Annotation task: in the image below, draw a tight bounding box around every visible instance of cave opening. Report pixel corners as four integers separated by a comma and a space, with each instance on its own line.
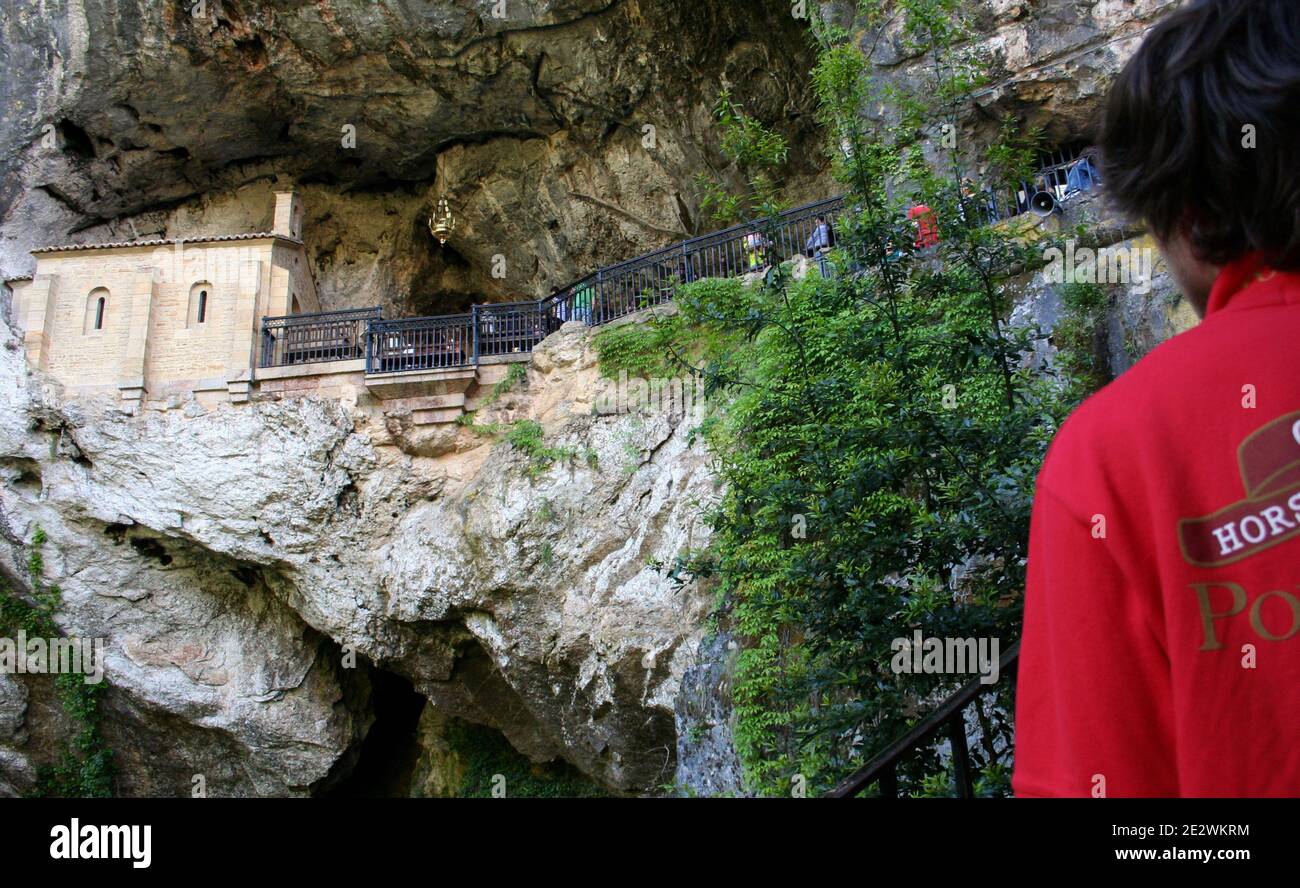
323, 667, 427, 798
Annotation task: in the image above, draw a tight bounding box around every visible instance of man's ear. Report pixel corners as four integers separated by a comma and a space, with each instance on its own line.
1155, 231, 1222, 317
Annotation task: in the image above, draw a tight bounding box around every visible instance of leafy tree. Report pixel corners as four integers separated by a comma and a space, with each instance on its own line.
697, 90, 790, 227
667, 0, 1097, 795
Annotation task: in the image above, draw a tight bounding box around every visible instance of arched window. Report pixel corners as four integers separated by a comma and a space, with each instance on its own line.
85, 287, 109, 334
188, 282, 213, 327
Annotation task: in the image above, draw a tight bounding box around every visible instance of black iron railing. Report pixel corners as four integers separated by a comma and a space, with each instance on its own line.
366, 314, 474, 374
476, 300, 560, 357
547, 195, 847, 328
353, 195, 851, 374
825, 641, 1020, 798
982, 145, 1092, 222
256, 195, 874, 373
261, 307, 381, 368
261, 152, 1096, 374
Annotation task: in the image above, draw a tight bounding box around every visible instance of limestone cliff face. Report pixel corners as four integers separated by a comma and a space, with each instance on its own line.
0, 0, 826, 314
0, 0, 1193, 799
0, 316, 718, 795
824, 0, 1179, 146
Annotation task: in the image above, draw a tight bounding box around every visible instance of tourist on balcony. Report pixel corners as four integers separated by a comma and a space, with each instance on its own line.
572, 282, 594, 324
550, 286, 567, 323
805, 215, 835, 276
982, 185, 1001, 224
907, 204, 940, 249
744, 229, 770, 272
805, 216, 834, 253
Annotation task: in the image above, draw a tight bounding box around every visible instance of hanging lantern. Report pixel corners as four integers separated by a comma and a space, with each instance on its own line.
428, 197, 457, 245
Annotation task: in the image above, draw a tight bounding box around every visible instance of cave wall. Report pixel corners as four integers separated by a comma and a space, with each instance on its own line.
0, 0, 829, 317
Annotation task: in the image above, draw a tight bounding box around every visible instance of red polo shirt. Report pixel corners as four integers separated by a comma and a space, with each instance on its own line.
1013, 255, 1300, 797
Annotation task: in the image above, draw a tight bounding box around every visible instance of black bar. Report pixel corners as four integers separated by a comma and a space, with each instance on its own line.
949, 713, 974, 799
879, 764, 899, 799
826, 641, 1020, 798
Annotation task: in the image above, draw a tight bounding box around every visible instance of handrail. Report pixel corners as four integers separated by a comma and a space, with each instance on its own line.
263, 306, 382, 324
825, 640, 1020, 799
259, 151, 1087, 373
260, 306, 382, 368
258, 196, 849, 371
370, 312, 472, 329
365, 312, 475, 374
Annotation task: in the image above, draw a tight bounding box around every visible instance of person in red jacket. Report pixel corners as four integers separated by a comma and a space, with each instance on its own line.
1013, 0, 1300, 797
907, 204, 940, 249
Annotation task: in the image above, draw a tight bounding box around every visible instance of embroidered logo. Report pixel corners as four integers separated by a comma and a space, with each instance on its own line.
1179, 411, 1300, 567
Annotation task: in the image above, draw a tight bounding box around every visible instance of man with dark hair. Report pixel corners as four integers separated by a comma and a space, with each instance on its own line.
1013, 0, 1300, 797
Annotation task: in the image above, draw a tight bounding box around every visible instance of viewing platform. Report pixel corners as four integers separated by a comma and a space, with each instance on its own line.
5, 147, 1096, 427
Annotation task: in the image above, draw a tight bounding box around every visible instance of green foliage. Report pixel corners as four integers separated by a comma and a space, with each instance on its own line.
975, 761, 1012, 798
506, 420, 581, 478
535, 498, 556, 524
456, 412, 506, 437
0, 527, 113, 797
985, 118, 1044, 193
697, 90, 789, 226
591, 309, 735, 381
671, 0, 1100, 796
446, 719, 606, 798
480, 361, 527, 408
903, 760, 1013, 798
1053, 282, 1114, 395
592, 315, 688, 379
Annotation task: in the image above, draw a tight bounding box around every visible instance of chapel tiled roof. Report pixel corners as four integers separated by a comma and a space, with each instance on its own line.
32, 231, 302, 254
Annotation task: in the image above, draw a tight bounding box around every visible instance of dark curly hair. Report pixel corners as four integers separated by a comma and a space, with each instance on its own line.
1100, 0, 1300, 270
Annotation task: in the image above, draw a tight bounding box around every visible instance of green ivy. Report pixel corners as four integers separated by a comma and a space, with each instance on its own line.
593, 315, 687, 379
480, 361, 527, 408
696, 89, 789, 226
506, 420, 582, 478
591, 311, 736, 382
1053, 281, 1114, 394
1, 527, 114, 797
456, 413, 506, 437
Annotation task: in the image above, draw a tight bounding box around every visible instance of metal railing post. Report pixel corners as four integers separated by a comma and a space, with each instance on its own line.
471, 305, 480, 364
825, 641, 1020, 798
879, 764, 898, 799
948, 713, 974, 799
365, 318, 374, 373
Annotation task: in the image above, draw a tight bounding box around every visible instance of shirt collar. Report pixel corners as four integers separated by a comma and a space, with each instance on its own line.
1204, 253, 1271, 317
